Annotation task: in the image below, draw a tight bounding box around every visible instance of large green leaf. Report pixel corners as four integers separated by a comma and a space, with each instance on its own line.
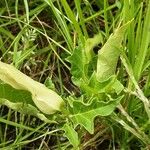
69, 95, 123, 134
96, 22, 131, 81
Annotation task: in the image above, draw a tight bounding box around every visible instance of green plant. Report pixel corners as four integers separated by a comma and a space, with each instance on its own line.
0, 0, 150, 149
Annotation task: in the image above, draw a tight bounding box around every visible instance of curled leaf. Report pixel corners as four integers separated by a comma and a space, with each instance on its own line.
0, 61, 64, 114
96, 22, 131, 81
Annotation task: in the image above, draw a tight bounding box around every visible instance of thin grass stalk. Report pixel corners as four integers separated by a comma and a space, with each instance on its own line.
134, 0, 150, 81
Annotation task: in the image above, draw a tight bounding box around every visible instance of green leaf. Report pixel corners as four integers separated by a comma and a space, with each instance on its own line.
69, 95, 123, 134
96, 22, 131, 81
80, 73, 124, 96
0, 81, 33, 104
67, 46, 87, 85
67, 34, 102, 86
63, 124, 80, 149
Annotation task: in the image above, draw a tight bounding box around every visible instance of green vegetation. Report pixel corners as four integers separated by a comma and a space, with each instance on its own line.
0, 0, 150, 149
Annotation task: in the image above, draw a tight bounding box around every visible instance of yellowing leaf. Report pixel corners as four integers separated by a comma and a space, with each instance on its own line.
0, 61, 64, 114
